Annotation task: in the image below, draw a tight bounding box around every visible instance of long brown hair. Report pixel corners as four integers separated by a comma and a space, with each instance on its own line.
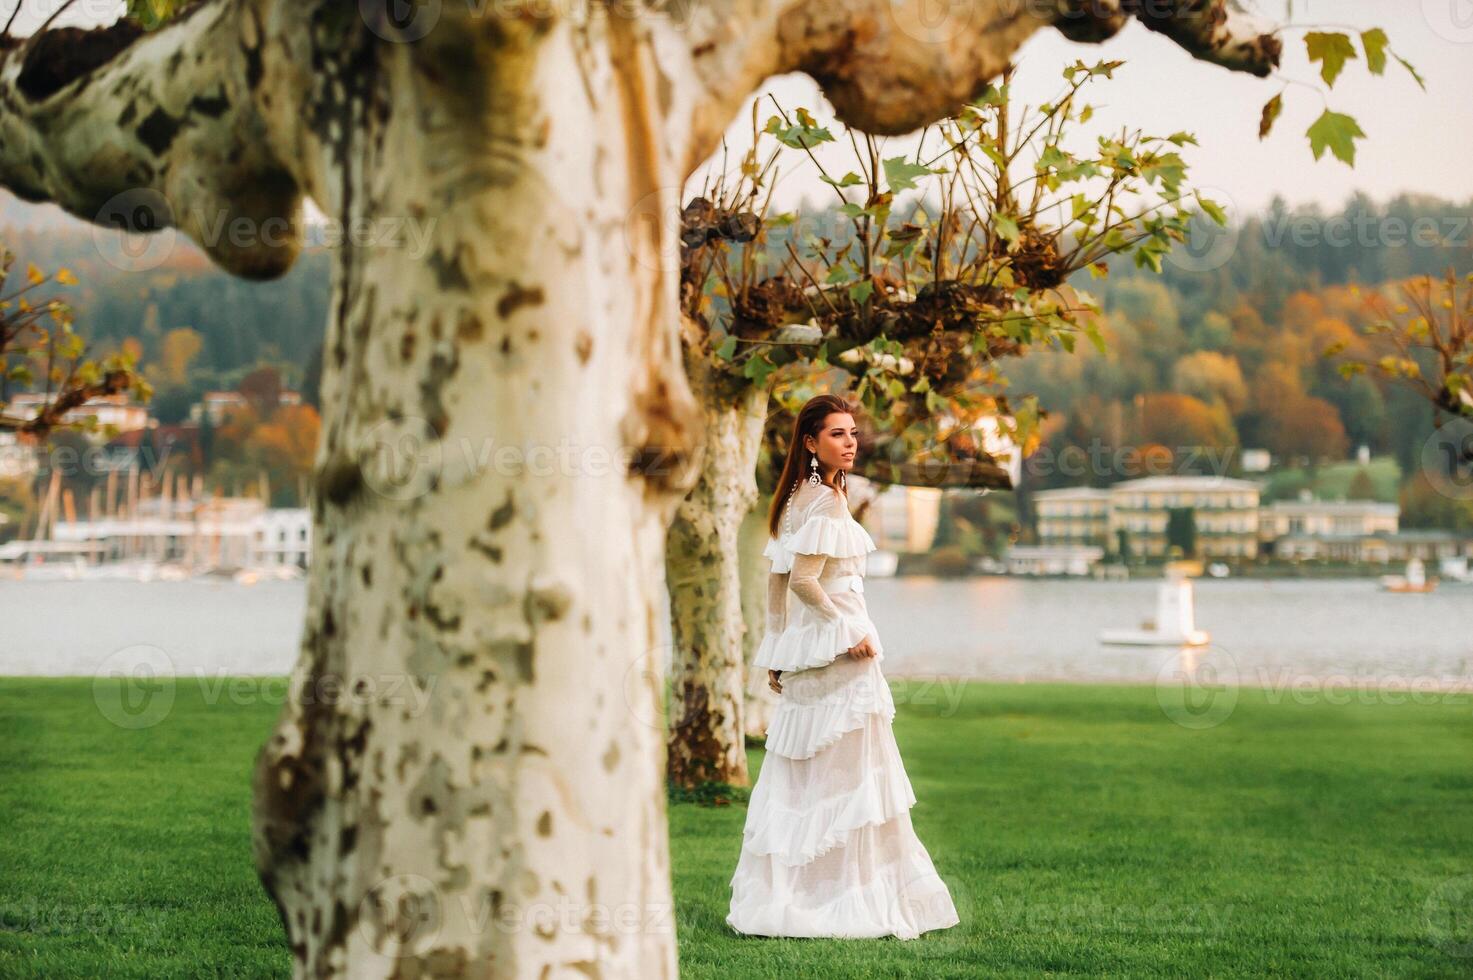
766, 394, 861, 538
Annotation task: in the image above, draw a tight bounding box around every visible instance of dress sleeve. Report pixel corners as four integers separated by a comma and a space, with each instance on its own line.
787, 552, 842, 624
764, 569, 790, 636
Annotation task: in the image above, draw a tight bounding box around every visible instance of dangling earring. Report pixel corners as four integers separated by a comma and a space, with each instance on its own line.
807, 455, 821, 487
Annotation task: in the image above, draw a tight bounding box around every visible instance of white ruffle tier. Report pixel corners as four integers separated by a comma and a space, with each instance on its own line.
763, 511, 877, 574
727, 822, 959, 941
763, 654, 896, 760
751, 610, 883, 674
727, 659, 959, 941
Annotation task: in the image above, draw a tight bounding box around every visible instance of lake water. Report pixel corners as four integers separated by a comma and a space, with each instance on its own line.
0, 577, 1468, 687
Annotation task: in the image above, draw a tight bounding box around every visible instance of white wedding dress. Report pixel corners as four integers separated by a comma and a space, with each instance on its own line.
726, 479, 959, 940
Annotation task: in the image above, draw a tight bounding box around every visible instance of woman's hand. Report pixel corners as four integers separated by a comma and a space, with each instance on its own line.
846, 637, 878, 660
767, 669, 783, 694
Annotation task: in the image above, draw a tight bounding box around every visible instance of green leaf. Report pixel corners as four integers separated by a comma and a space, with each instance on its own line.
882, 156, 935, 192
1305, 32, 1357, 87
1195, 192, 1228, 226
127, 0, 182, 29
715, 335, 738, 361
742, 353, 776, 388
1036, 145, 1070, 172
1395, 53, 1427, 91
1083, 320, 1107, 354
993, 213, 1020, 245
976, 83, 1008, 108
1307, 109, 1366, 166
1259, 93, 1283, 140
819, 171, 864, 189
848, 280, 874, 305
764, 112, 835, 150
1360, 28, 1389, 75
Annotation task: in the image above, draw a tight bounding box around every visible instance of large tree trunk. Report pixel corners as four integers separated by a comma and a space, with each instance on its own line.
738, 494, 781, 738
664, 350, 767, 788
247, 15, 701, 977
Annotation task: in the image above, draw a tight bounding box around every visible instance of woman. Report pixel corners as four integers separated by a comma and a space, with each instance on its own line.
726, 393, 959, 940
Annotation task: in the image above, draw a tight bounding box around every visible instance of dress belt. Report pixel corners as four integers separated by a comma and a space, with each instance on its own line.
821, 574, 864, 595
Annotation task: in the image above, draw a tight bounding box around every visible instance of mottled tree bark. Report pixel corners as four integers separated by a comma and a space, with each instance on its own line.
664, 332, 768, 788
249, 9, 704, 978
738, 494, 781, 738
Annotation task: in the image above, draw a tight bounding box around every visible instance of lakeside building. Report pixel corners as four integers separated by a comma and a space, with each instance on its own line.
1105, 476, 1262, 559
1027, 476, 1473, 569
1273, 529, 1473, 564
1004, 544, 1104, 576
1032, 487, 1112, 548
1258, 498, 1400, 541
0, 496, 310, 570
1021, 475, 1260, 572
189, 389, 304, 425
5, 393, 150, 438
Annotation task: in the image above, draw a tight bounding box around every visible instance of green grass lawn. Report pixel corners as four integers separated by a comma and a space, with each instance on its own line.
2, 677, 1470, 978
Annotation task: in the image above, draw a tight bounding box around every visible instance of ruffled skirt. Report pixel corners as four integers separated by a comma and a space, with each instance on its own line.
727, 653, 959, 940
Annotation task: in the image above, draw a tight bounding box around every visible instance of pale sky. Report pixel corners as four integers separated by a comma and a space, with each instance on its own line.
691, 2, 1473, 218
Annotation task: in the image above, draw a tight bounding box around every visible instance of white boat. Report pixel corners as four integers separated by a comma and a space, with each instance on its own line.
1100, 570, 1210, 646
1380, 557, 1437, 593
1437, 556, 1473, 585
1207, 562, 1230, 578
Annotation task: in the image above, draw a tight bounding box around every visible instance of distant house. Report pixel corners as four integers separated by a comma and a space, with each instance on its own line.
1239, 448, 1272, 472
1005, 544, 1104, 576
1259, 499, 1399, 543
190, 390, 248, 425
1275, 530, 1473, 565
1107, 475, 1261, 559
189, 389, 303, 424
1033, 487, 1112, 548
45, 497, 311, 569
5, 392, 150, 438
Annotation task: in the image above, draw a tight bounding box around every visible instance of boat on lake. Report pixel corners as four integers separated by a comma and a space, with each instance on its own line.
1380, 558, 1438, 593
1100, 568, 1210, 647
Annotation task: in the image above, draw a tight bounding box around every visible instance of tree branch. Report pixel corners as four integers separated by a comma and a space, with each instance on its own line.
0, 0, 304, 279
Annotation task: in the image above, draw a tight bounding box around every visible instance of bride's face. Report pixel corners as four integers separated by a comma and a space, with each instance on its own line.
805, 412, 857, 476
